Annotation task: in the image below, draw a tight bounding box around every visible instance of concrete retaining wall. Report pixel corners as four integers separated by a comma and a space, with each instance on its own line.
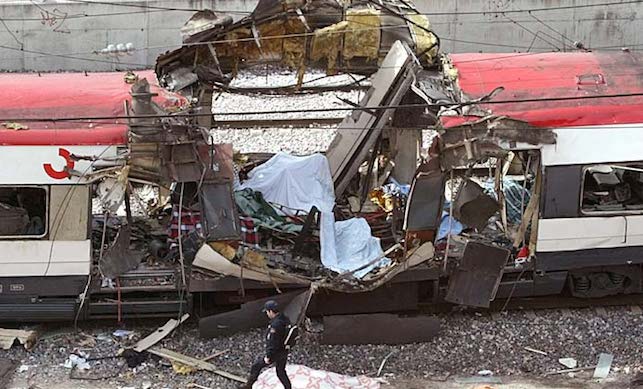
0, 0, 640, 71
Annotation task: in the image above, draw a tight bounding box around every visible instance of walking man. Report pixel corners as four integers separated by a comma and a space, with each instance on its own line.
240, 300, 292, 389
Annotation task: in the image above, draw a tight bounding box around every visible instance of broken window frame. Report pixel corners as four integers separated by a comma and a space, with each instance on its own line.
579, 161, 643, 216
0, 185, 49, 239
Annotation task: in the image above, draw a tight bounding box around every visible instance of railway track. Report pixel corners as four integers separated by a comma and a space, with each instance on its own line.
212, 117, 343, 128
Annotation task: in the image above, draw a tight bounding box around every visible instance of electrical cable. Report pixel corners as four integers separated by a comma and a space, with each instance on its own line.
12, 0, 640, 17
4, 91, 643, 124
73, 211, 108, 330
0, 44, 149, 66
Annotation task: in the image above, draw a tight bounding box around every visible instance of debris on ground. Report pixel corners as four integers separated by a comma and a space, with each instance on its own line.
558, 358, 578, 369
0, 358, 16, 389
0, 328, 38, 351
147, 347, 245, 383
63, 354, 90, 371
132, 314, 189, 352
593, 353, 614, 379
254, 364, 380, 389
2, 307, 641, 388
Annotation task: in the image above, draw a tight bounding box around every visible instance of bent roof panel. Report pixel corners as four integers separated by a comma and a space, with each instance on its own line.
443, 51, 643, 128
0, 70, 188, 129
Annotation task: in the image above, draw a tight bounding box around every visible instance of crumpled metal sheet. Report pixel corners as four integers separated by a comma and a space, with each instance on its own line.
452, 179, 499, 231
198, 290, 307, 338
439, 117, 557, 169
155, 0, 439, 91
99, 225, 141, 279
445, 241, 510, 308
199, 181, 240, 241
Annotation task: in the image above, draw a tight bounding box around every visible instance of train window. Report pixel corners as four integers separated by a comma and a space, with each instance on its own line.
0, 186, 47, 237
581, 163, 643, 214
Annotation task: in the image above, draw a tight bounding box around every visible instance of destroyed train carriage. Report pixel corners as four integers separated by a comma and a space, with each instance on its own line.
0, 47, 642, 322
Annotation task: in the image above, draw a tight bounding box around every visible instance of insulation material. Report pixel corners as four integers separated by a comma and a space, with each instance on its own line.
255, 364, 380, 389
408, 14, 438, 62
311, 21, 349, 73
282, 18, 308, 69
343, 8, 381, 62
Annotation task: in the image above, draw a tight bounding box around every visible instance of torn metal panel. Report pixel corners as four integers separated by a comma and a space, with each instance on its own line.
452, 179, 499, 231
192, 244, 309, 285
199, 181, 240, 241
163, 142, 205, 182
198, 290, 305, 338
283, 287, 315, 325
181, 10, 233, 43
99, 224, 141, 279
95, 170, 128, 214
327, 41, 421, 197
439, 117, 556, 169
445, 241, 510, 308
155, 0, 438, 96
321, 313, 440, 345
441, 117, 556, 146
404, 170, 445, 233
196, 143, 236, 181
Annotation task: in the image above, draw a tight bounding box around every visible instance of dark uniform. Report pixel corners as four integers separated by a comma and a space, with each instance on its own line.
244, 312, 292, 389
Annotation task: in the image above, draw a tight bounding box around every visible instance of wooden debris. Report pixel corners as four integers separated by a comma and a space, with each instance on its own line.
524, 347, 547, 356
544, 365, 596, 376
133, 314, 189, 352
0, 328, 38, 350
148, 347, 246, 383
594, 307, 608, 316
593, 353, 613, 379
203, 349, 229, 362
376, 350, 396, 377
187, 384, 212, 389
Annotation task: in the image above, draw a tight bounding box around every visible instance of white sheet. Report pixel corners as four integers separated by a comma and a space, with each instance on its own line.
241, 153, 335, 213
240, 153, 388, 277
254, 364, 381, 389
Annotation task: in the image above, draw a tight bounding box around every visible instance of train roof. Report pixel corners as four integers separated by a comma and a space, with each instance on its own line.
0, 70, 187, 146
441, 51, 643, 128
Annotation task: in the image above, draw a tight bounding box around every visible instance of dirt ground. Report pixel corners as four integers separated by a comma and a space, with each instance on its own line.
8, 374, 635, 389
386, 374, 633, 388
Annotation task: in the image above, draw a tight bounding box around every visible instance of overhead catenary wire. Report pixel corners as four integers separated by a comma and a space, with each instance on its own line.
7, 0, 639, 18
2, 91, 642, 124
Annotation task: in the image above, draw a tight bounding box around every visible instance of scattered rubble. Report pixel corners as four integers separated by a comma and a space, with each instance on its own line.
0, 328, 38, 351
3, 307, 641, 388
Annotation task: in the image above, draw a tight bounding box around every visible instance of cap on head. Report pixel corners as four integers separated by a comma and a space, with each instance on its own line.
262, 300, 279, 313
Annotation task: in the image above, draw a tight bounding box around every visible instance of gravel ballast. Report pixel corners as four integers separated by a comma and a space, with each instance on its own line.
6, 307, 643, 388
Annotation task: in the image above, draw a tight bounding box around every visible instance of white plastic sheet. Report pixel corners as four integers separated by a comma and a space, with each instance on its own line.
240, 153, 335, 213
254, 364, 380, 389
241, 153, 388, 277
